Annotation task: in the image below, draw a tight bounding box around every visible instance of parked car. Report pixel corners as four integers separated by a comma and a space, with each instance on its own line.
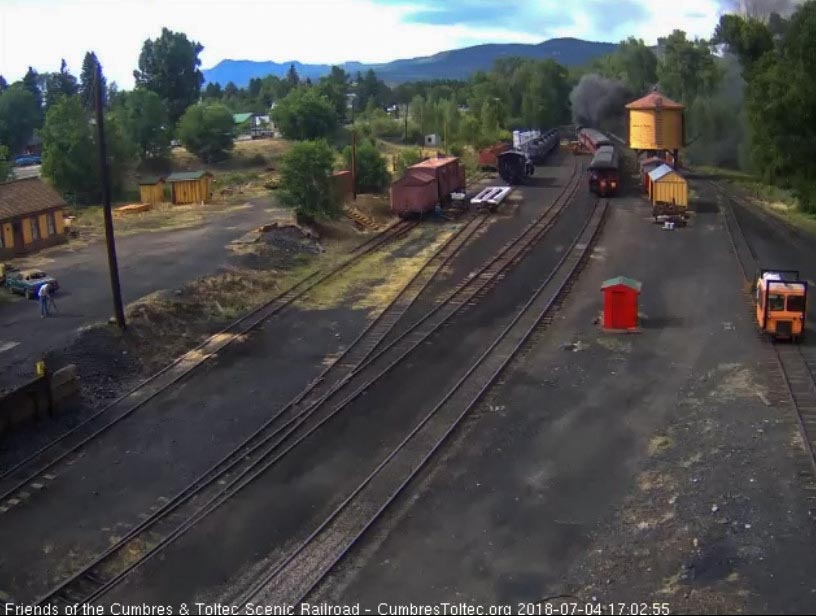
5, 269, 59, 299
0, 263, 18, 286
13, 155, 41, 167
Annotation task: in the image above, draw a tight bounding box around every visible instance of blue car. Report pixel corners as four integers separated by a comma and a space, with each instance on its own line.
14, 155, 41, 167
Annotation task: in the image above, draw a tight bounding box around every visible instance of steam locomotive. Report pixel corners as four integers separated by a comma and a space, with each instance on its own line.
496, 128, 560, 185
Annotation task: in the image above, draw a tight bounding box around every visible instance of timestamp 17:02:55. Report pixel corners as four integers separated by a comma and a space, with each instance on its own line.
517, 602, 671, 615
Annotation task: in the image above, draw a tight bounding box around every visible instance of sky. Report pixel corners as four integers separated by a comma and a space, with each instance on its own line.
0, 0, 736, 88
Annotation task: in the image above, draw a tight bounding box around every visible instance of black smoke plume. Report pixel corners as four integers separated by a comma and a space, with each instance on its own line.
569, 74, 631, 131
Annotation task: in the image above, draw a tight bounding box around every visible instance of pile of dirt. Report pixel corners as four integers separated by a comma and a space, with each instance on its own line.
229, 222, 324, 270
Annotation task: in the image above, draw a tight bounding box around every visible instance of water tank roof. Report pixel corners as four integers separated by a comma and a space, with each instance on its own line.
625, 91, 685, 110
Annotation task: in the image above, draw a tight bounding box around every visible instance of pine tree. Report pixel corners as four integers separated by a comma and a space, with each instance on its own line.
79, 52, 104, 110
22, 67, 42, 110
287, 64, 300, 86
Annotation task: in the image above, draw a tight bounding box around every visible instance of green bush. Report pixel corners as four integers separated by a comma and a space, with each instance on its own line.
279, 140, 341, 221
343, 139, 390, 193
177, 103, 235, 163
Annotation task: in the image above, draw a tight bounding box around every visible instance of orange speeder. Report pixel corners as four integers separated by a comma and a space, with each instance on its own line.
755, 269, 808, 341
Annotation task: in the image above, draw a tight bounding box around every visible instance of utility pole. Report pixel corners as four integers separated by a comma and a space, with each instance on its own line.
351, 128, 357, 202
94, 60, 126, 329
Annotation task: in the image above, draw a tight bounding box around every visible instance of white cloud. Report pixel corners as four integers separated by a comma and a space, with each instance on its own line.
0, 0, 726, 88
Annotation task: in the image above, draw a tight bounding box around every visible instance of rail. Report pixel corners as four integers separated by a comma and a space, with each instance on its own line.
0, 220, 417, 500
38, 162, 584, 607
241, 200, 610, 605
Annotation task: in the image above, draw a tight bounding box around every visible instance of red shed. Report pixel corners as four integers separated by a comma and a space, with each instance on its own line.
601, 276, 641, 330
408, 156, 465, 203
390, 171, 439, 216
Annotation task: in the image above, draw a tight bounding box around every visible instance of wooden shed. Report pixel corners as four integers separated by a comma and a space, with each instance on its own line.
166, 171, 214, 205
138, 176, 166, 205
648, 164, 688, 208
0, 178, 67, 258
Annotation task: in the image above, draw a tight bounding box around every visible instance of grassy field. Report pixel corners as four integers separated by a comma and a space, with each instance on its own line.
695, 165, 816, 236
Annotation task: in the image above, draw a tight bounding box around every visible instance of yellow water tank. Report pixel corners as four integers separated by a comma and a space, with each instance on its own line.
626, 91, 685, 151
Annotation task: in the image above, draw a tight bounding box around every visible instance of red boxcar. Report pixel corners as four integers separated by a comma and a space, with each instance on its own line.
390, 171, 439, 217
478, 143, 510, 169
408, 156, 465, 203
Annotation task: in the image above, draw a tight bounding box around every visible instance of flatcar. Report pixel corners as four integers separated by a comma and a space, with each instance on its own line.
755, 269, 808, 341
578, 128, 612, 153
588, 145, 620, 196
497, 150, 535, 185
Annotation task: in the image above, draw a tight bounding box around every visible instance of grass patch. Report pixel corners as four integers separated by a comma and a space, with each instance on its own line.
296, 223, 457, 311
695, 165, 816, 236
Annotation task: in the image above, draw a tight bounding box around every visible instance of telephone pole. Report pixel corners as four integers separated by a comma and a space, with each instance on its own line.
94, 59, 126, 329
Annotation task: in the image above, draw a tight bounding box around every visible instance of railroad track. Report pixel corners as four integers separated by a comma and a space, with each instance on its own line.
0, 219, 417, 500
715, 180, 816, 479
34, 163, 584, 608
240, 200, 610, 606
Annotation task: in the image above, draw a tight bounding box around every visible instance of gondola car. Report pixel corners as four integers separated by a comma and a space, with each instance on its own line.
497, 150, 534, 185
588, 145, 620, 196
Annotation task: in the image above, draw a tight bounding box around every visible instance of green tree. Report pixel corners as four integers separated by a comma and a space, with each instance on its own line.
120, 89, 170, 161
177, 102, 234, 162
0, 144, 11, 182
203, 82, 223, 100
0, 75, 8, 94
342, 139, 390, 193
40, 95, 130, 202
394, 147, 422, 175
0, 85, 41, 153
355, 69, 390, 110
714, 14, 775, 75
287, 64, 300, 86
271, 87, 338, 140
44, 59, 79, 110
278, 140, 340, 221
657, 30, 721, 104
79, 52, 104, 110
134, 28, 204, 124
318, 66, 351, 120
22, 67, 43, 112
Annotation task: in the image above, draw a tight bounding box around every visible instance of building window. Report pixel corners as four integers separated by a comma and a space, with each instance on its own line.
30, 217, 40, 241
47, 212, 56, 235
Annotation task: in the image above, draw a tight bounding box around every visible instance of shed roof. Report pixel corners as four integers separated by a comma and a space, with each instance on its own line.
602, 276, 642, 292
410, 156, 459, 169
138, 176, 165, 186
233, 113, 254, 124
649, 164, 683, 182
0, 177, 66, 221
166, 171, 213, 182
626, 91, 685, 110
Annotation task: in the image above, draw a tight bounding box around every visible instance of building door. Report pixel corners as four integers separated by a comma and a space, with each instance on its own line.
11, 220, 24, 254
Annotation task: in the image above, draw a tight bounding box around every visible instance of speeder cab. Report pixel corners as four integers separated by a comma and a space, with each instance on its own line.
756, 269, 808, 341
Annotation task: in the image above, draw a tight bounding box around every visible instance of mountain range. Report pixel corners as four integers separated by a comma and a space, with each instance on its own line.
202, 37, 618, 87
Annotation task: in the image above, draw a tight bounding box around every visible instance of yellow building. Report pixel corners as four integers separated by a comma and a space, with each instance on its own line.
0, 178, 67, 258
626, 91, 685, 164
166, 171, 214, 205
138, 176, 167, 205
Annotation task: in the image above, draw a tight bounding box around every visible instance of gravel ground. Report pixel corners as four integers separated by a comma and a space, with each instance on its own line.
94, 160, 591, 607
308, 173, 816, 614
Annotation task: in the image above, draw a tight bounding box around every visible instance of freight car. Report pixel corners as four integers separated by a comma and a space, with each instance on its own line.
390, 155, 466, 217
497, 150, 535, 185
525, 129, 559, 163
478, 142, 511, 170
578, 128, 612, 153
588, 145, 620, 197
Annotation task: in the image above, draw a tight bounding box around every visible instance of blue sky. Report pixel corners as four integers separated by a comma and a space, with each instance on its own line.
0, 0, 730, 88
